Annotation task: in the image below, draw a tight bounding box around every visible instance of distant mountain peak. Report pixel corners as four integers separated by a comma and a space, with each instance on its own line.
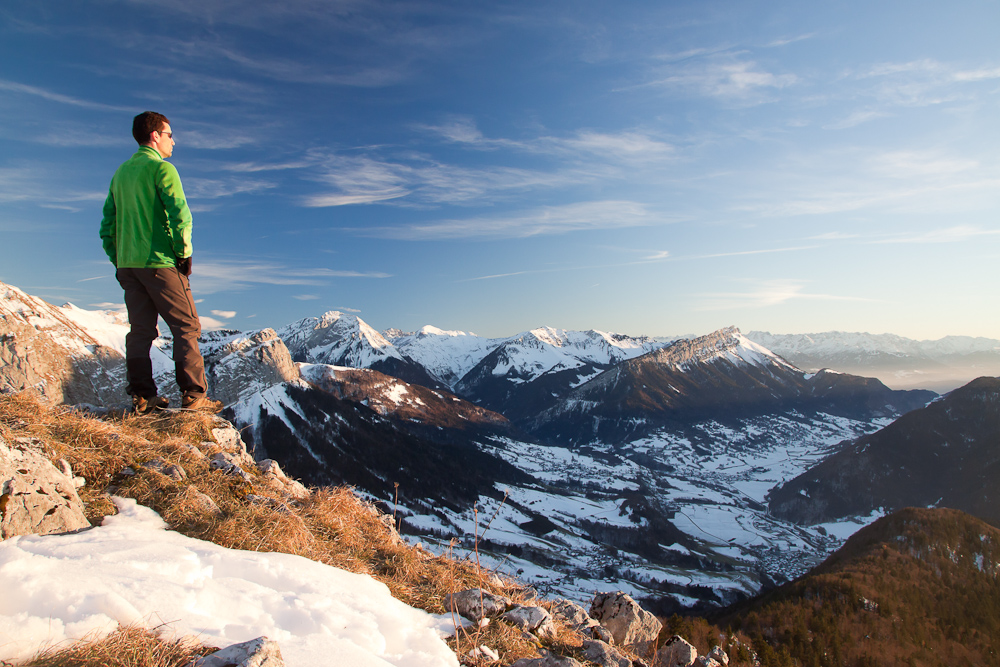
650, 326, 795, 372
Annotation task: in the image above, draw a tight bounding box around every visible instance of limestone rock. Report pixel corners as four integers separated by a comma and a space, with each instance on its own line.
655, 636, 697, 667
707, 646, 729, 666
444, 588, 511, 621
209, 452, 254, 484
582, 639, 633, 667
195, 636, 284, 667
503, 605, 557, 639
511, 654, 582, 667
180, 486, 224, 519
257, 459, 310, 500
1, 436, 90, 539
467, 645, 500, 663
550, 599, 597, 631
140, 457, 187, 481
693, 658, 722, 667
591, 624, 615, 644
590, 592, 662, 657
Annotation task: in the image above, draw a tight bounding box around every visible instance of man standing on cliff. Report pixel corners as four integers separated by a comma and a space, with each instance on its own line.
100, 111, 222, 414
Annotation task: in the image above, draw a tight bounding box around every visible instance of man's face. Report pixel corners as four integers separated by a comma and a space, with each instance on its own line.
151, 123, 174, 158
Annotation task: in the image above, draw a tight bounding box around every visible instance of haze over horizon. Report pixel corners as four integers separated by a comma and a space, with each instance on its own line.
1, 1, 998, 341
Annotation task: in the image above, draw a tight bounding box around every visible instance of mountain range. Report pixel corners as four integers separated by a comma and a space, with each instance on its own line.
747, 330, 1000, 393
7, 279, 997, 615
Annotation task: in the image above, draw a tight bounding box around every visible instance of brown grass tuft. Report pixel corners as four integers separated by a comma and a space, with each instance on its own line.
0, 392, 589, 666
20, 625, 212, 667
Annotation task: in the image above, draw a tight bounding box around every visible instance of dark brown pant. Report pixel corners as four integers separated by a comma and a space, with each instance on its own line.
116, 267, 207, 399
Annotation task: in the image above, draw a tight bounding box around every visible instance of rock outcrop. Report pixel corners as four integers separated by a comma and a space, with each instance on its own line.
590, 592, 662, 657
195, 636, 284, 667
1, 435, 90, 539
444, 588, 512, 621
655, 635, 697, 667
202, 329, 301, 406
0, 282, 126, 406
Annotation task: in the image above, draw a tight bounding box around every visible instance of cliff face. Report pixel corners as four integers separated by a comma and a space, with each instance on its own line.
0, 283, 126, 406
200, 329, 302, 406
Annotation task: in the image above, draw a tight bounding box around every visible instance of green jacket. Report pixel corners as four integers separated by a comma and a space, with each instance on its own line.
100, 146, 193, 268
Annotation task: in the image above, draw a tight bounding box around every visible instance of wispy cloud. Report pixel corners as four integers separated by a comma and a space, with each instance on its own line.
302, 153, 582, 208
0, 167, 106, 208
210, 309, 237, 318
184, 177, 276, 199
420, 118, 675, 162
190, 259, 391, 294
292, 294, 320, 301
354, 200, 658, 240
867, 150, 978, 178
823, 109, 892, 130
0, 79, 134, 112
199, 315, 229, 331
640, 58, 797, 101
873, 225, 1000, 245
695, 279, 877, 311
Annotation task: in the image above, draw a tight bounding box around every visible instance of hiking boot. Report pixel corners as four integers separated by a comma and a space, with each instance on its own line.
133, 394, 169, 414
182, 394, 224, 413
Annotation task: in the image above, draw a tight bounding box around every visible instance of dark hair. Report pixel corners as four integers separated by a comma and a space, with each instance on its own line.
132, 111, 170, 144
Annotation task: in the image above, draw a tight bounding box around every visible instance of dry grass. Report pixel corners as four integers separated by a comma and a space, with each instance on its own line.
0, 392, 590, 666
18, 625, 211, 667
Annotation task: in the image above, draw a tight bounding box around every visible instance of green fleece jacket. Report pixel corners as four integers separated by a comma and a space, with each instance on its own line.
100, 146, 193, 268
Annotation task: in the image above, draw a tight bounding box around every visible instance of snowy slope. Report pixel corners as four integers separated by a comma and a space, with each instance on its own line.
278, 311, 405, 368
474, 326, 664, 382
0, 498, 459, 667
385, 326, 504, 388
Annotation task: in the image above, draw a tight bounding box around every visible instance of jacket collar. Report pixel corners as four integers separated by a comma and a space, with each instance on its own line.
137, 145, 164, 160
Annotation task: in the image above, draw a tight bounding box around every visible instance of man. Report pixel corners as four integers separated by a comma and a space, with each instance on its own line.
100, 111, 222, 414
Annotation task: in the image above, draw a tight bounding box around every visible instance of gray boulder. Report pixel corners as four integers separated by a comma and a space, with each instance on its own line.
590, 592, 662, 657
1, 436, 90, 539
503, 605, 557, 639
209, 452, 254, 484
655, 635, 697, 667
582, 639, 633, 667
444, 588, 511, 621
195, 636, 283, 667
257, 459, 310, 501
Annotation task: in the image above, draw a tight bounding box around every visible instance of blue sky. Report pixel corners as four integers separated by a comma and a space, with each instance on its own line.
2, 0, 998, 339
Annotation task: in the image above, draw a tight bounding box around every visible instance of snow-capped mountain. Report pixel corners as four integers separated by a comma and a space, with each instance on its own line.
384, 326, 504, 388
453, 327, 665, 421
276, 311, 442, 389
528, 326, 935, 445
747, 330, 1000, 392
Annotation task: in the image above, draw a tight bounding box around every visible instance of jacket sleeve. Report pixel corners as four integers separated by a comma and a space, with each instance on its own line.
156, 161, 194, 260
99, 189, 118, 266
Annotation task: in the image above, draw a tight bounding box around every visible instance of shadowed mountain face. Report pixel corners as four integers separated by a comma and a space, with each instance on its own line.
714, 507, 1000, 667
769, 376, 1000, 528
527, 328, 936, 445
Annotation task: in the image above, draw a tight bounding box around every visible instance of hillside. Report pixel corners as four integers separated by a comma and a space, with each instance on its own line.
769, 376, 1000, 528
712, 507, 1000, 666
0, 392, 583, 666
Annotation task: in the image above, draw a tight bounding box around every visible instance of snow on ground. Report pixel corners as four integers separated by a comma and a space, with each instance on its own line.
0, 499, 459, 667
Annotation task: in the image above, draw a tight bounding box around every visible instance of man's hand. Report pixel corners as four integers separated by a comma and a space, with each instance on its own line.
177, 256, 192, 276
